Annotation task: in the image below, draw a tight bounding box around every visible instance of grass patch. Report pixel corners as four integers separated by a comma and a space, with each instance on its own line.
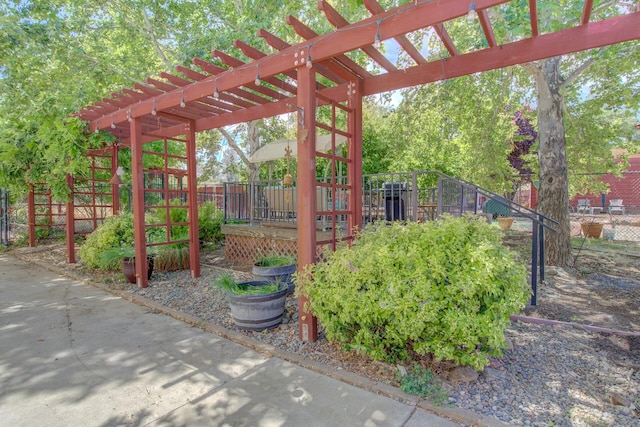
397, 364, 448, 405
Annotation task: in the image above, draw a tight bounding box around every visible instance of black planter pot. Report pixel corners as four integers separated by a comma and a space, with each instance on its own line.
227, 281, 288, 331
252, 263, 296, 295
121, 256, 154, 284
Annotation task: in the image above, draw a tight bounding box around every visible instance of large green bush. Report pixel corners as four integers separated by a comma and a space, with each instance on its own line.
78, 213, 135, 270
297, 216, 530, 370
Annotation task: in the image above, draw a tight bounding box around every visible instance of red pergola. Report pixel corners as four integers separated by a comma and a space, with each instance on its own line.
77, 0, 640, 341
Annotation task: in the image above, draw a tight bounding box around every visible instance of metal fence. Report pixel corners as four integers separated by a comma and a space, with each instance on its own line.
224, 171, 528, 226
1, 189, 9, 247
570, 213, 640, 242
0, 197, 28, 245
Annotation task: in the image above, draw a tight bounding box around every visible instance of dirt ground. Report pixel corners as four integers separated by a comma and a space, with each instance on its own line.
528, 245, 640, 332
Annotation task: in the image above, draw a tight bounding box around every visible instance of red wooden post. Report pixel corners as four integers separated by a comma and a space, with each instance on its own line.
185, 120, 200, 278
130, 118, 148, 288
347, 80, 363, 234
65, 175, 75, 263
296, 62, 318, 342
27, 185, 36, 247
111, 145, 120, 215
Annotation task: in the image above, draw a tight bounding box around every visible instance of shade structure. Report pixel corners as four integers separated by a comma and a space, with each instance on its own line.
248, 134, 347, 163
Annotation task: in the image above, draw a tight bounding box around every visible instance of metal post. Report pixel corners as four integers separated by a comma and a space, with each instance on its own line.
411, 172, 418, 222
223, 182, 228, 223
539, 217, 545, 282
530, 219, 539, 306
0, 189, 8, 247
436, 179, 443, 217
27, 185, 36, 247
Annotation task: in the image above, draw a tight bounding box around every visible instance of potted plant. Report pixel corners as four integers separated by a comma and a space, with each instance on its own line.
497, 216, 514, 231
101, 246, 155, 284
252, 254, 296, 295
580, 221, 603, 238
212, 274, 288, 331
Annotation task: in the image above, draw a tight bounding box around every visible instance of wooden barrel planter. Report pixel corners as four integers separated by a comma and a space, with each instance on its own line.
227, 281, 288, 331
252, 263, 296, 295
121, 256, 155, 284
581, 222, 603, 238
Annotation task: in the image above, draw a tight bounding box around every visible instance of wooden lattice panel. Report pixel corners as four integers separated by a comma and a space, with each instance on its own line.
225, 234, 297, 265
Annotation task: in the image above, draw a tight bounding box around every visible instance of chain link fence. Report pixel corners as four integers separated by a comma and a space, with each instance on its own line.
570, 213, 640, 242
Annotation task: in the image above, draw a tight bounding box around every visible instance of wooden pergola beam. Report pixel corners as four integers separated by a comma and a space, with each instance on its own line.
478, 9, 497, 47
433, 24, 459, 56
364, 12, 640, 96
581, 0, 594, 25
212, 49, 291, 100
133, 83, 163, 97
116, 11, 640, 145
90, 0, 640, 134
94, 0, 497, 130
257, 28, 348, 83
232, 40, 309, 92
286, 15, 372, 79
363, 0, 426, 65
529, 0, 539, 36
191, 57, 278, 106
318, 0, 398, 72
122, 89, 150, 101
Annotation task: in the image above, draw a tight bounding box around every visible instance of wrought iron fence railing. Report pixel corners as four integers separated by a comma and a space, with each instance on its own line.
223, 171, 563, 306
1, 189, 9, 247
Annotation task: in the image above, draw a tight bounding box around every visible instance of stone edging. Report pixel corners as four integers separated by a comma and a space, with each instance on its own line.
11, 251, 508, 427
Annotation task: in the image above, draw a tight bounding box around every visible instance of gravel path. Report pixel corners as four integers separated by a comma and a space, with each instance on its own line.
122, 267, 640, 427
12, 245, 640, 426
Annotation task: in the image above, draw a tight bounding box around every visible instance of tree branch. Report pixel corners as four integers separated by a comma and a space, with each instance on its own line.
140, 7, 173, 69
80, 51, 146, 86
559, 52, 600, 92
519, 61, 540, 77
218, 127, 250, 165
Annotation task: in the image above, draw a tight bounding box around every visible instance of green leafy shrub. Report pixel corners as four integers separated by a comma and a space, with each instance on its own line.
148, 200, 188, 240
78, 213, 135, 270
148, 200, 223, 245
198, 202, 224, 244
297, 215, 530, 370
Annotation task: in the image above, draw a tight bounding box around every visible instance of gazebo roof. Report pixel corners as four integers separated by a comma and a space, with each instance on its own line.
78, 0, 639, 144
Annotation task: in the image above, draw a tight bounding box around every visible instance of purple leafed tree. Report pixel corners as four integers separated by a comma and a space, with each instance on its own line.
508, 110, 537, 178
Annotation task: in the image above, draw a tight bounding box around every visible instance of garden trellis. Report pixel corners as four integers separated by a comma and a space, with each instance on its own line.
72, 0, 639, 341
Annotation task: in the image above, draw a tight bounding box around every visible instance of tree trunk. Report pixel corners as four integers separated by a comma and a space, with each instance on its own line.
218, 121, 261, 182
246, 121, 260, 182
532, 58, 571, 266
